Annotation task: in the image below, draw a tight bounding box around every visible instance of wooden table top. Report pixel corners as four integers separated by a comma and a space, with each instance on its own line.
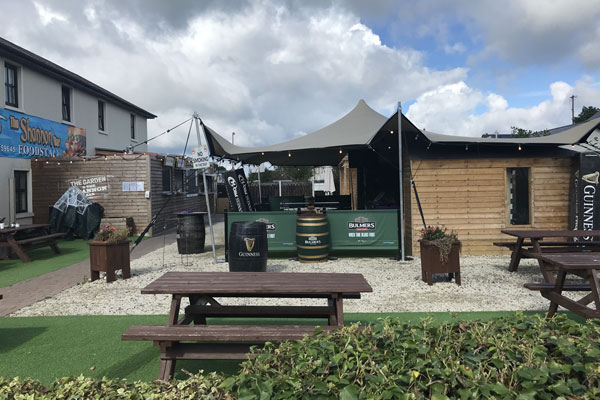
537, 253, 600, 270
0, 224, 49, 235
141, 271, 373, 296
501, 229, 600, 239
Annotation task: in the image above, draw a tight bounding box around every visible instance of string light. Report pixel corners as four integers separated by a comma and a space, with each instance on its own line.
34, 158, 38, 162
388, 146, 392, 150
57, 162, 61, 166
390, 130, 394, 134
45, 161, 49, 164
465, 144, 469, 151
261, 152, 264, 156
69, 160, 73, 164
104, 156, 108, 160
288, 152, 291, 157
338, 148, 343, 154
518, 145, 522, 151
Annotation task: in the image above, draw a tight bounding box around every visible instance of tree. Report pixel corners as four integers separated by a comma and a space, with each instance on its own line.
248, 166, 314, 183
510, 126, 549, 138
573, 106, 600, 123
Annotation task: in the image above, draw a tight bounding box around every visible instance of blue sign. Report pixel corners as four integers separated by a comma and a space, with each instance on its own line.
0, 108, 86, 158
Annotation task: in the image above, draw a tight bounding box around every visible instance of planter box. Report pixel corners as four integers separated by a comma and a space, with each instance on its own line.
88, 240, 131, 283
419, 240, 461, 286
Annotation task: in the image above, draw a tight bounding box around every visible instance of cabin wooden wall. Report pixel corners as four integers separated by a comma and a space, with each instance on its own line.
410, 157, 573, 255
31, 155, 152, 234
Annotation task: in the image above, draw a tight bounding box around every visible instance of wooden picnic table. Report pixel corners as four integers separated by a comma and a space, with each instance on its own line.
499, 229, 600, 282
123, 271, 373, 380
0, 224, 64, 263
529, 253, 600, 319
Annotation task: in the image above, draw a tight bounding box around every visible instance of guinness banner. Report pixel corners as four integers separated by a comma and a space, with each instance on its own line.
570, 152, 600, 241
222, 171, 247, 212
235, 168, 255, 211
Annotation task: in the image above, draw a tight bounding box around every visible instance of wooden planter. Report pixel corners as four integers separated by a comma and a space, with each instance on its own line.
88, 240, 131, 283
419, 240, 461, 286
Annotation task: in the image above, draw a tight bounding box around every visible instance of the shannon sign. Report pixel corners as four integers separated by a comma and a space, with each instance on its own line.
0, 108, 86, 158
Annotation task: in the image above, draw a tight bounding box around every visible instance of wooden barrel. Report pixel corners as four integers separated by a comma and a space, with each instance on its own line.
229, 221, 268, 272
296, 213, 329, 263
175, 213, 206, 254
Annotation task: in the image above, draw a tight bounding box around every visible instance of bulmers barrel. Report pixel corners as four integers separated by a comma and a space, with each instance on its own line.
229, 221, 268, 272
296, 213, 329, 263
175, 212, 206, 254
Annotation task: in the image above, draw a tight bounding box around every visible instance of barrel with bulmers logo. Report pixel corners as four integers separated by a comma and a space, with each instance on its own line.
296, 213, 329, 263
229, 221, 267, 272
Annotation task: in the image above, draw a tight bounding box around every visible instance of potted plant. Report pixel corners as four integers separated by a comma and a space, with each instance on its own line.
89, 224, 131, 283
419, 226, 461, 286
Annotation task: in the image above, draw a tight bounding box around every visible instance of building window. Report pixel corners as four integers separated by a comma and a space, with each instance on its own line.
14, 170, 28, 213
185, 170, 198, 193
507, 167, 530, 225
162, 166, 172, 192
5, 63, 18, 107
130, 114, 136, 140
174, 169, 184, 192
61, 86, 71, 121
98, 100, 105, 131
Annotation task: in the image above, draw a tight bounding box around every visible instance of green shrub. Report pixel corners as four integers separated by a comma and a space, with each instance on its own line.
2, 313, 599, 399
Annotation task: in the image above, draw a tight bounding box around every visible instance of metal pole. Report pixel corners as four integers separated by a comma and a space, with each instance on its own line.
279, 180, 282, 196
257, 164, 262, 204
397, 102, 405, 261
203, 171, 217, 263
232, 132, 235, 144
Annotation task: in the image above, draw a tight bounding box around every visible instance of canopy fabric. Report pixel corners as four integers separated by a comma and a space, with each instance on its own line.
420, 114, 600, 145
202, 99, 389, 166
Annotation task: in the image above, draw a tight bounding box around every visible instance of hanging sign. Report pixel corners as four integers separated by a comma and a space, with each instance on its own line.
570, 152, 600, 241
192, 145, 210, 169
0, 108, 86, 158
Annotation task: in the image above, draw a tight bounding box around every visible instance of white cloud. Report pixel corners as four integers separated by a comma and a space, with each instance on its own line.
406, 78, 600, 137
33, 2, 67, 25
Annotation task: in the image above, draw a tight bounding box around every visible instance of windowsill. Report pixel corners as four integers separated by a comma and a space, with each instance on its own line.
16, 212, 34, 218
98, 130, 108, 136
161, 191, 174, 196
4, 104, 24, 113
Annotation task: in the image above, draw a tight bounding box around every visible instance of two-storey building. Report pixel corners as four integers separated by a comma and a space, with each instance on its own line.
0, 37, 156, 224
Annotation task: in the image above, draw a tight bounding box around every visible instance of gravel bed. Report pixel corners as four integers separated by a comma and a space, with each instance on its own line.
11, 223, 564, 316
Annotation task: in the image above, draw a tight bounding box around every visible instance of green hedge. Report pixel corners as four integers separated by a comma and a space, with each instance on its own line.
2, 313, 599, 399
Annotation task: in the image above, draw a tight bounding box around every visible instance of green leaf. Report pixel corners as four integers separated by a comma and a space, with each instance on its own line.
339, 385, 359, 400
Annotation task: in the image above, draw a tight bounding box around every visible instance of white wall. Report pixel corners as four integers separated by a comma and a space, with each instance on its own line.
0, 55, 151, 223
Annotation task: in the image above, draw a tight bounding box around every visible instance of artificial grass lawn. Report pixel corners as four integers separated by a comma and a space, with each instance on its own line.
0, 239, 90, 288
0, 236, 146, 288
0, 311, 565, 385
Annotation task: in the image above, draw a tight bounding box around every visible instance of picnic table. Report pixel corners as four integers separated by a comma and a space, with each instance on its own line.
497, 229, 600, 282
122, 271, 373, 380
0, 224, 64, 263
525, 253, 600, 319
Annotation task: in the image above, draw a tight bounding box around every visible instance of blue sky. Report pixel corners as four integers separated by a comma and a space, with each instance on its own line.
1, 0, 599, 153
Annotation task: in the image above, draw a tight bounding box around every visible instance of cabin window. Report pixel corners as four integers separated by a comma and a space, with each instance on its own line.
174, 169, 184, 192
185, 170, 198, 193
14, 170, 28, 213
5, 63, 18, 107
162, 166, 172, 192
507, 167, 530, 225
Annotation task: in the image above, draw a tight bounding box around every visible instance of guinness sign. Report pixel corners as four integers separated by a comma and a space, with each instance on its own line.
570, 153, 600, 241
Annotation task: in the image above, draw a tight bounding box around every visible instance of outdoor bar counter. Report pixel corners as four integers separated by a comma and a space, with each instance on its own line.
225, 209, 399, 258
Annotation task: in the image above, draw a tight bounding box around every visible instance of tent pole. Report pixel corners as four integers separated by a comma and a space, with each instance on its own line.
397, 102, 405, 261
257, 164, 262, 205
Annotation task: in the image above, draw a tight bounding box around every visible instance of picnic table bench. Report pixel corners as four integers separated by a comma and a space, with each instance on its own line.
524, 253, 600, 319
0, 224, 64, 263
122, 271, 373, 381
497, 229, 600, 282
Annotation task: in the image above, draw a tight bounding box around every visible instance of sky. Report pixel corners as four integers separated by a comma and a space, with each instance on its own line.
1, 0, 600, 155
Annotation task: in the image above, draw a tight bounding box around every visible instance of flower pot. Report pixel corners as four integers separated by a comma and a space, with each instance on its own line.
419, 240, 461, 286
88, 240, 131, 283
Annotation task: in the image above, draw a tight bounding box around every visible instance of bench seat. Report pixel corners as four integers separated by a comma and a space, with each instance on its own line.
122, 324, 340, 342
494, 241, 600, 248
17, 233, 64, 246
524, 282, 591, 291
123, 324, 350, 380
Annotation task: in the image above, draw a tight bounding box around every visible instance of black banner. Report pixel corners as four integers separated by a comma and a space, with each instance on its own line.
569, 152, 600, 241
236, 168, 255, 211
222, 171, 247, 212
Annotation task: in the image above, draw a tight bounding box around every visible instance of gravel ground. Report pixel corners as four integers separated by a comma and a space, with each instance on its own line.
11, 222, 566, 316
